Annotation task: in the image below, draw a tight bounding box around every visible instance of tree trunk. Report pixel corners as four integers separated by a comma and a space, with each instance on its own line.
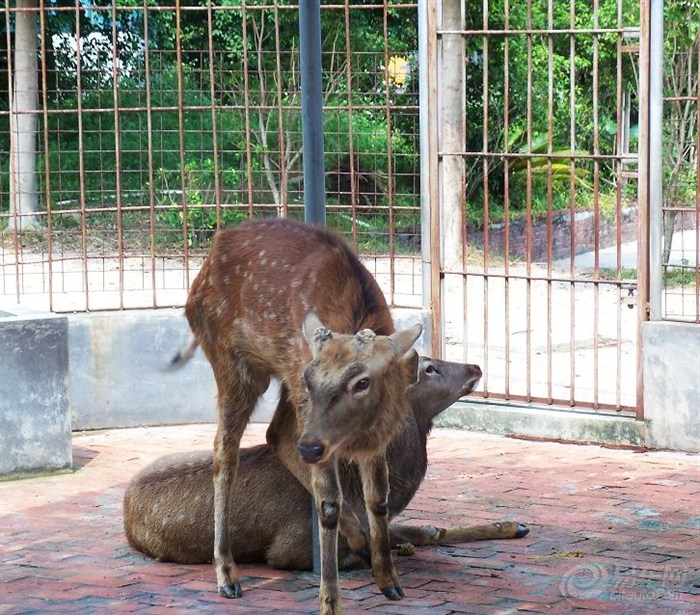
662, 209, 678, 267
10, 0, 41, 231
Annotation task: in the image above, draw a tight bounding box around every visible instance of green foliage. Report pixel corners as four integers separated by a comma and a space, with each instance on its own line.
664, 260, 699, 287
464, 0, 641, 221
154, 161, 246, 247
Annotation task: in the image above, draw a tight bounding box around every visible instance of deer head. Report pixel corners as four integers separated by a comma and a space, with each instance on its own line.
297, 314, 421, 464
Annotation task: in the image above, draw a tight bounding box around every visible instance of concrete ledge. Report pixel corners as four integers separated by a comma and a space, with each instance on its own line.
68, 307, 430, 429
69, 309, 218, 430
0, 306, 72, 479
435, 400, 647, 448
643, 321, 700, 452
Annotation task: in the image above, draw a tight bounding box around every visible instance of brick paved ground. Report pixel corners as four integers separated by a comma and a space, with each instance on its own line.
1, 424, 698, 614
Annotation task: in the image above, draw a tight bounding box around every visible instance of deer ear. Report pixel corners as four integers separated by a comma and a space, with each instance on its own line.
401, 348, 420, 386
302, 312, 332, 356
389, 323, 422, 356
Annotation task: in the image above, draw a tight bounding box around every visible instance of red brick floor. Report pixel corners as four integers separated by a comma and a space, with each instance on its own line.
1, 424, 698, 614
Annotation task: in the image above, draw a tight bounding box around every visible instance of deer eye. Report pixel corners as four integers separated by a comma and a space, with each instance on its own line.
425, 364, 440, 375
352, 377, 370, 394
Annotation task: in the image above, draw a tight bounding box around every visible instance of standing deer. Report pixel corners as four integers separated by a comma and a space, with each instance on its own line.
124, 356, 529, 568
183, 218, 422, 613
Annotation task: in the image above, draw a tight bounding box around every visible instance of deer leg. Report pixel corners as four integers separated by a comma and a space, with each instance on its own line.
358, 453, 403, 601
310, 460, 344, 615
267, 389, 370, 555
389, 521, 530, 548
212, 364, 269, 599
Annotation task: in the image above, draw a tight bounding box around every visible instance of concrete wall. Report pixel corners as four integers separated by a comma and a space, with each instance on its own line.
0, 307, 72, 478
642, 321, 700, 452
4, 306, 696, 457
69, 309, 218, 430
68, 307, 430, 430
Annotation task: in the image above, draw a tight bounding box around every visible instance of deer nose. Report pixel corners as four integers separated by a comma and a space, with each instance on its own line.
297, 441, 325, 464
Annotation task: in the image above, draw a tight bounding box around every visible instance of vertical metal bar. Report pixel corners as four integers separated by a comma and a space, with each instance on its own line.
3, 0, 21, 302
482, 0, 490, 392
637, 0, 651, 420
382, 3, 396, 303
273, 0, 288, 217
696, 118, 700, 324
298, 0, 325, 575
143, 1, 157, 307
592, 0, 600, 407
206, 1, 222, 230
648, 0, 664, 321
546, 0, 554, 403
241, 3, 255, 217
568, 0, 577, 405
174, 0, 190, 288
615, 0, 624, 409
299, 0, 326, 226
343, 0, 358, 245
419, 0, 441, 357
38, 0, 53, 311
525, 0, 533, 401
503, 0, 511, 397
74, 0, 89, 311
111, 1, 125, 309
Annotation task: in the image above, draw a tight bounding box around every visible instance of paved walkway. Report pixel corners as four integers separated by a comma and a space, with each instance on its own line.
1, 424, 698, 614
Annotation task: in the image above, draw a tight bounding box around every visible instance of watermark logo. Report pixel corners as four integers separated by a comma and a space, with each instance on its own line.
560, 563, 612, 599
560, 563, 691, 602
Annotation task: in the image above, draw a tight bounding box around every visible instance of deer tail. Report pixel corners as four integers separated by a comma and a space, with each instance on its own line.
165, 335, 199, 371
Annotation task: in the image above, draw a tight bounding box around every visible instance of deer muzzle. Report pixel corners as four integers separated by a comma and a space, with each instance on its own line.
297, 440, 325, 464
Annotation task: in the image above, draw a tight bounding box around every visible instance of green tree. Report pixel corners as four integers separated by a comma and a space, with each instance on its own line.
661, 0, 698, 265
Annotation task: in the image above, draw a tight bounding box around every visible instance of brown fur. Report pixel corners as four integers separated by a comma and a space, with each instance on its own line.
124, 358, 528, 568
184, 218, 424, 612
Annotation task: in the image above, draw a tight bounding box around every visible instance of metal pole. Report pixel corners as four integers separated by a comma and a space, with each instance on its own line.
637, 0, 652, 420
299, 0, 326, 225
298, 0, 324, 574
648, 0, 664, 320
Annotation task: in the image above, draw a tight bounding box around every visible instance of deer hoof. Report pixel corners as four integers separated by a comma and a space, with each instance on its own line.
380, 584, 404, 601
515, 523, 530, 538
218, 582, 243, 599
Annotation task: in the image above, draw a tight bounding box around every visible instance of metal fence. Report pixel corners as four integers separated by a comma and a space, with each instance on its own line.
1, 1, 422, 311
423, 0, 698, 416
1, 1, 698, 414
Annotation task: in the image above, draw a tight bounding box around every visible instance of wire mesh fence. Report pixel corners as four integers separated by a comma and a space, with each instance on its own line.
1, 1, 422, 311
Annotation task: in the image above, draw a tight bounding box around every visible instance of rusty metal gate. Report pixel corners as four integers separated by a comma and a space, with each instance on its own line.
420, 0, 687, 416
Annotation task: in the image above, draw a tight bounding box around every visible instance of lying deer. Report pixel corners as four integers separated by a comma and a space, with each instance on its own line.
124, 356, 528, 568
181, 218, 425, 613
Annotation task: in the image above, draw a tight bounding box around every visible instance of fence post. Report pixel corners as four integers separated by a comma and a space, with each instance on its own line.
298, 0, 325, 574
439, 0, 466, 359
648, 0, 664, 321
419, 0, 441, 357
299, 0, 326, 226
